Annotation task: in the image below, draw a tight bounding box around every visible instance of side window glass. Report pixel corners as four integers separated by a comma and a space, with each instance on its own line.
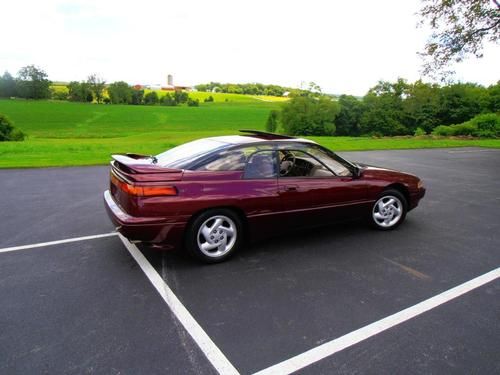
306, 147, 352, 177
196, 150, 247, 171
279, 150, 334, 177
244, 150, 277, 179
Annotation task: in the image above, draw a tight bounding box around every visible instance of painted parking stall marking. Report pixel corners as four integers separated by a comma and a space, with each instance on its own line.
253, 267, 500, 375
118, 234, 239, 375
1, 230, 497, 374
0, 232, 118, 254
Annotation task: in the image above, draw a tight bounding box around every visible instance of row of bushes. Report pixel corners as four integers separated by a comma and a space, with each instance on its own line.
431, 113, 500, 138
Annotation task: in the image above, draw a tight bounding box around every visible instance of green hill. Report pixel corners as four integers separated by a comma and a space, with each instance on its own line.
0, 97, 498, 168
0, 96, 280, 167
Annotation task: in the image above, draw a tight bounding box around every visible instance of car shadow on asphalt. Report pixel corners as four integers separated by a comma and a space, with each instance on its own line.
138, 217, 425, 274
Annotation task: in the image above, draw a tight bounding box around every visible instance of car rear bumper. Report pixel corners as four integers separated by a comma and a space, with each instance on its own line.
103, 190, 184, 249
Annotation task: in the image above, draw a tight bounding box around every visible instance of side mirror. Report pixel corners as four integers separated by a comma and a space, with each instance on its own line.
354, 167, 362, 178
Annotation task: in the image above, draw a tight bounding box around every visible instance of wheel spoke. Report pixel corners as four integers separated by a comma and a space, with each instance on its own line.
200, 241, 219, 252
220, 225, 234, 237
384, 198, 395, 208
378, 201, 385, 212
217, 237, 228, 252
201, 226, 212, 242
374, 212, 385, 220
210, 218, 223, 231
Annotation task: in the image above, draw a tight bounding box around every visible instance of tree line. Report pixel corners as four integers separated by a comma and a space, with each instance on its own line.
275, 79, 499, 138
1, 66, 498, 138
0, 66, 201, 107
0, 65, 52, 99
194, 82, 296, 97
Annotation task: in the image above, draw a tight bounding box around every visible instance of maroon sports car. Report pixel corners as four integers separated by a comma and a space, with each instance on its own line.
104, 130, 425, 263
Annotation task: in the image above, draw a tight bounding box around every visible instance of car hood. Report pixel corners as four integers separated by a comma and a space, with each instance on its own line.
356, 162, 419, 182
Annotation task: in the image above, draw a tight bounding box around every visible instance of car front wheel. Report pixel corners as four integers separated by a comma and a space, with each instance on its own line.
186, 209, 242, 263
370, 189, 407, 230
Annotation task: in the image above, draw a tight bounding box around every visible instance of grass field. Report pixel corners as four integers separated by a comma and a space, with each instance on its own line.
0, 97, 499, 168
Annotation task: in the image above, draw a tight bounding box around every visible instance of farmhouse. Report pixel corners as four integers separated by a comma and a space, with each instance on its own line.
133, 74, 192, 91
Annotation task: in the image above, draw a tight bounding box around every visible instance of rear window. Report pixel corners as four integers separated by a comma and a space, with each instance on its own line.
156, 139, 230, 169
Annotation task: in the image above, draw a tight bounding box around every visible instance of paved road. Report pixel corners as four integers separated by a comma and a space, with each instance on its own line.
1, 148, 499, 374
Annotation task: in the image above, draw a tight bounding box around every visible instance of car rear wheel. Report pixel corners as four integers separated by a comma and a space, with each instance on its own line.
186, 209, 243, 263
370, 189, 407, 230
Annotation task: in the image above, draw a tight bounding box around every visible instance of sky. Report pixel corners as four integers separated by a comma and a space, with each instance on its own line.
1, 0, 498, 96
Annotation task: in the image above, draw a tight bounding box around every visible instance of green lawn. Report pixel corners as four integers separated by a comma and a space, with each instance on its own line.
0, 98, 499, 168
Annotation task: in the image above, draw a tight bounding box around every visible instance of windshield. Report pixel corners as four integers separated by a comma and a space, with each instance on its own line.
156, 138, 231, 169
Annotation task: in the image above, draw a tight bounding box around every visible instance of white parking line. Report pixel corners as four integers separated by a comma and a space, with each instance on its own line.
118, 234, 239, 375
0, 232, 118, 254
3, 231, 497, 374
253, 267, 500, 375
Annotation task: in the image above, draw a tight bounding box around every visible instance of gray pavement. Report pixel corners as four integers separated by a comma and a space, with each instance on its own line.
0, 148, 499, 374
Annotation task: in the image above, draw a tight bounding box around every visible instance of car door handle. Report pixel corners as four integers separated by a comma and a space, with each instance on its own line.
281, 185, 298, 192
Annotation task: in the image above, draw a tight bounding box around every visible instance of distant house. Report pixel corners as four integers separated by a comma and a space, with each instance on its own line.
133, 75, 192, 92
161, 85, 191, 91
161, 75, 192, 91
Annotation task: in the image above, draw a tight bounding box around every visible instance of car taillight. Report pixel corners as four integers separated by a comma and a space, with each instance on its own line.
139, 186, 177, 196
111, 174, 177, 196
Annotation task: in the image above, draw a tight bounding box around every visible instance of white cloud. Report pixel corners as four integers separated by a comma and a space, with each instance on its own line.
0, 0, 498, 96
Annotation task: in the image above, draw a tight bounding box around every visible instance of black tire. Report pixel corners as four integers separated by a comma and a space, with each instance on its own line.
370, 189, 407, 230
185, 208, 243, 263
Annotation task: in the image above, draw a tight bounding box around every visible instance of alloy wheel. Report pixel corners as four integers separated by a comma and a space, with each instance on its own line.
197, 215, 237, 258
372, 195, 403, 228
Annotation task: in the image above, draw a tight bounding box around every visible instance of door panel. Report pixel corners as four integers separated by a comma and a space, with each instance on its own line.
278, 176, 369, 227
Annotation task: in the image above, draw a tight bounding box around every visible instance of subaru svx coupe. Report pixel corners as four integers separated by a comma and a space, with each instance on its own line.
104, 130, 425, 263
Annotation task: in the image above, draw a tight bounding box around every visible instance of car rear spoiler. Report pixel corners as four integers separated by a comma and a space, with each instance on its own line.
111, 154, 183, 182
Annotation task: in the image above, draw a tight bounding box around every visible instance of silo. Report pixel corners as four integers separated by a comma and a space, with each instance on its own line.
167, 74, 173, 86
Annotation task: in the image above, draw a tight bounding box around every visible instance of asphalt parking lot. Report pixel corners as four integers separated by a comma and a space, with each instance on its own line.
1, 148, 499, 374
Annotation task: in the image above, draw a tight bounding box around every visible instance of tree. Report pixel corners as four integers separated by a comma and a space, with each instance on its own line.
360, 79, 409, 136
67, 81, 93, 102
418, 0, 500, 78
281, 96, 339, 136
107, 81, 132, 104
174, 90, 188, 104
50, 87, 69, 100
360, 94, 407, 136
437, 83, 487, 125
402, 81, 441, 133
187, 98, 200, 107
87, 74, 106, 103
265, 110, 279, 132
0, 71, 17, 97
144, 91, 159, 105
487, 81, 500, 112
161, 93, 177, 106
0, 114, 25, 141
16, 65, 51, 99
130, 89, 144, 105
335, 95, 365, 136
